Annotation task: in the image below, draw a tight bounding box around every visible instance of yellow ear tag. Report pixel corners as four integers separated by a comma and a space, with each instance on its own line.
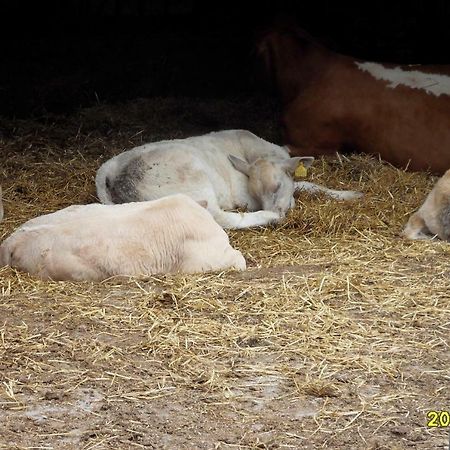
294, 163, 308, 179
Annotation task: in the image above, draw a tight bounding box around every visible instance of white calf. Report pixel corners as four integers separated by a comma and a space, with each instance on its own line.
403, 169, 450, 241
0, 194, 246, 281
96, 130, 362, 229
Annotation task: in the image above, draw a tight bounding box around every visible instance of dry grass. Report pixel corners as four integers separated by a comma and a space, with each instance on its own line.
0, 97, 449, 449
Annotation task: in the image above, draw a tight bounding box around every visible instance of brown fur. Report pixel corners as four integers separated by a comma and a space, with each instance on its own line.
259, 27, 450, 174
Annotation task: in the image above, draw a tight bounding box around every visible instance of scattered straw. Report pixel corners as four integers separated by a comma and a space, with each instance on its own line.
0, 97, 449, 449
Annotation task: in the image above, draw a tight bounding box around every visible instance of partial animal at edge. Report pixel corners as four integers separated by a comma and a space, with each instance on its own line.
403, 169, 450, 241
0, 186, 3, 223
258, 23, 450, 174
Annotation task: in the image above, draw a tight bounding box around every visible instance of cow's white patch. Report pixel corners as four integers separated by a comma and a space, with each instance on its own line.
356, 61, 450, 97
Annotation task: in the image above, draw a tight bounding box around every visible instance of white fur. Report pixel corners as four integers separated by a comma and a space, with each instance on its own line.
96, 130, 362, 229
0, 194, 246, 281
0, 186, 3, 223
356, 62, 450, 97
402, 169, 450, 241
295, 181, 364, 201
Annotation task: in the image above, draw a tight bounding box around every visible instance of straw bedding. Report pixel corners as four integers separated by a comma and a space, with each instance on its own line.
0, 97, 449, 449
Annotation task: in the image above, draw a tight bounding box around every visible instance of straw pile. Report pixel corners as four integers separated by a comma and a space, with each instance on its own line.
0, 97, 449, 450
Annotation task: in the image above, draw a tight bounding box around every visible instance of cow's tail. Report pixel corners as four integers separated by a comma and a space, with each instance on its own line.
95, 160, 116, 204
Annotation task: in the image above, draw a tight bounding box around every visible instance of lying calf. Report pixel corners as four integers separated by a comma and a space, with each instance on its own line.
96, 129, 362, 229
0, 194, 246, 281
403, 169, 450, 241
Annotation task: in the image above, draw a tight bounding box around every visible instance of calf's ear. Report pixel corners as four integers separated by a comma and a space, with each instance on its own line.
282, 156, 314, 175
299, 156, 315, 167
196, 200, 208, 209
228, 154, 250, 176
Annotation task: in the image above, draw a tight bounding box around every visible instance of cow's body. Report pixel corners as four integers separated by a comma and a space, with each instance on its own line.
0, 194, 246, 281
259, 26, 450, 174
96, 129, 362, 229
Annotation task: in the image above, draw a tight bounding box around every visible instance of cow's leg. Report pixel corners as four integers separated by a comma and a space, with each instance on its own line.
209, 204, 280, 229
438, 203, 450, 241
295, 181, 363, 200
402, 212, 435, 240
202, 196, 280, 229
213, 209, 280, 229
179, 236, 246, 273
41, 251, 105, 281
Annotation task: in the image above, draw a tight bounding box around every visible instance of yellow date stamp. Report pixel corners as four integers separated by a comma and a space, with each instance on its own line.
427, 410, 450, 428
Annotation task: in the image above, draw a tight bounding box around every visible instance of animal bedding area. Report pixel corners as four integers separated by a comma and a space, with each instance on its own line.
0, 97, 449, 450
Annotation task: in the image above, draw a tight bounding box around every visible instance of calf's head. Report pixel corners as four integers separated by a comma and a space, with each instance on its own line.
229, 155, 314, 217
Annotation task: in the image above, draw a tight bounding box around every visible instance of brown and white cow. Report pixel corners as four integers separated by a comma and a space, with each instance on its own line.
258, 25, 450, 174
0, 194, 246, 281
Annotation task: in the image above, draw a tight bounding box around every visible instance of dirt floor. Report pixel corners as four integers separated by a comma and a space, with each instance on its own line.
0, 97, 449, 449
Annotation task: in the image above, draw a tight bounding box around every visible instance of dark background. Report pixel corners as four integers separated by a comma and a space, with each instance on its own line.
1, 0, 450, 118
